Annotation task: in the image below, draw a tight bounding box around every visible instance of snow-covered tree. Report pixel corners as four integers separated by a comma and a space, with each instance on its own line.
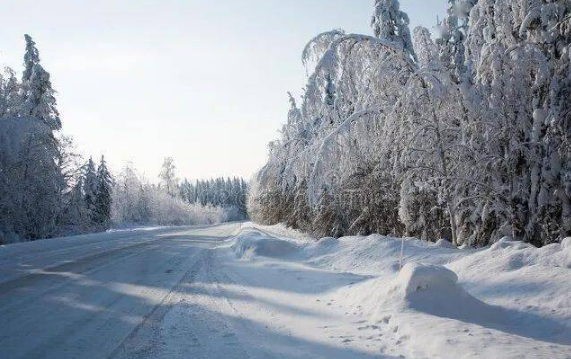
302, 29, 346, 76
0, 118, 64, 242
413, 26, 439, 68
63, 177, 88, 231
159, 157, 178, 197
0, 68, 22, 116
83, 157, 99, 225
178, 176, 248, 219
19, 35, 61, 131
94, 156, 113, 228
436, 0, 473, 82
22, 34, 40, 82
394, 66, 468, 245
371, 0, 416, 59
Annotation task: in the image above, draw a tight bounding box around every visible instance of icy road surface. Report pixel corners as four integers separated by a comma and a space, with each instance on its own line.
0, 223, 251, 359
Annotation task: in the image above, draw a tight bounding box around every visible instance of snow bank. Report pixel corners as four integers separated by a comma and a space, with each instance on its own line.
230, 229, 301, 259
223, 224, 571, 358
306, 233, 462, 276
395, 263, 458, 297
240, 221, 314, 242
381, 263, 505, 325
228, 223, 571, 321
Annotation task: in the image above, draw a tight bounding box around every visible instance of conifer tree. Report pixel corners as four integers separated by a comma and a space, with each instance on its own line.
95, 156, 113, 228
19, 35, 61, 131
65, 177, 88, 229
0, 68, 21, 116
83, 157, 99, 226
22, 34, 40, 82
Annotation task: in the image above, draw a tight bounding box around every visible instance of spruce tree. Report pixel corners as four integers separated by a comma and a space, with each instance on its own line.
66, 177, 87, 229
95, 156, 113, 229
19, 35, 61, 131
22, 34, 40, 82
83, 157, 99, 226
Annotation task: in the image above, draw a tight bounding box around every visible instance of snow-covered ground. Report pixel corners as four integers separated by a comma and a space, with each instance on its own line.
217, 223, 571, 359
1, 222, 569, 358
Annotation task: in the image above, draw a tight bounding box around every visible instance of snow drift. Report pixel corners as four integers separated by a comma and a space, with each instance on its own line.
229, 222, 571, 358
230, 229, 301, 259
383, 263, 506, 326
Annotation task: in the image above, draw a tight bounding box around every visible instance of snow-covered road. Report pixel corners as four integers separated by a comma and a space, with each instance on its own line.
1, 223, 570, 359
0, 223, 251, 359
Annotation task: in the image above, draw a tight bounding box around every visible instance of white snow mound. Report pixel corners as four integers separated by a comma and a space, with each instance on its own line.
379, 263, 514, 328
335, 264, 464, 319
396, 262, 459, 296
230, 229, 300, 259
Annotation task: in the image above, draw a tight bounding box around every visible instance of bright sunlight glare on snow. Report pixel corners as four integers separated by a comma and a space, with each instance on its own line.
0, 1, 570, 359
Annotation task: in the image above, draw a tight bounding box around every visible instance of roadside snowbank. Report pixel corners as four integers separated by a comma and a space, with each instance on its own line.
221, 222, 571, 358
229, 228, 302, 259
305, 234, 463, 275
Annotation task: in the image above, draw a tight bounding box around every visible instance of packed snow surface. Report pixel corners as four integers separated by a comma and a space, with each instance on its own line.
1, 222, 569, 359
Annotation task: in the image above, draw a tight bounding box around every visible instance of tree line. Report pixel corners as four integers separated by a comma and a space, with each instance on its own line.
0, 36, 247, 244
112, 158, 247, 227
179, 177, 248, 212
249, 0, 570, 247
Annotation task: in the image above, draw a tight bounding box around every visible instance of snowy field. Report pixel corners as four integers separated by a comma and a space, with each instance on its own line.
0, 222, 570, 359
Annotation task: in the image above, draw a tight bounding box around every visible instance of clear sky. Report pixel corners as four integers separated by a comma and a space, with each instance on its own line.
0, 0, 446, 181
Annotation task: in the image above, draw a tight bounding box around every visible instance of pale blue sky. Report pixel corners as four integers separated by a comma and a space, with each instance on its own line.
0, 0, 446, 180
